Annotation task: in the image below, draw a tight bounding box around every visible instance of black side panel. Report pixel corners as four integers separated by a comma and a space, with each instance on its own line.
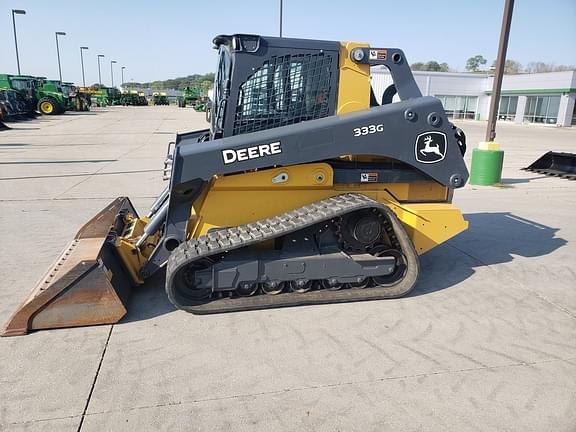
172, 96, 468, 192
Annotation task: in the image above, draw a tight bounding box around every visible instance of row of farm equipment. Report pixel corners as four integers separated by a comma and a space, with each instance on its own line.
1, 73, 212, 128
0, 74, 91, 122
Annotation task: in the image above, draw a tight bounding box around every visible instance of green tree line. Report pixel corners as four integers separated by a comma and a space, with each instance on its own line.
411, 56, 574, 74
124, 73, 214, 91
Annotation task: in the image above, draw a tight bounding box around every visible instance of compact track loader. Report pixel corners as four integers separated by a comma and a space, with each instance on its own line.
3, 34, 469, 336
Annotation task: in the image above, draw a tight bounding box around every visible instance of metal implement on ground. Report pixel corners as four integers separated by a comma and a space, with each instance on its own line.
153, 92, 169, 105
121, 90, 148, 106
3, 34, 469, 336
523, 151, 576, 180
81, 85, 121, 107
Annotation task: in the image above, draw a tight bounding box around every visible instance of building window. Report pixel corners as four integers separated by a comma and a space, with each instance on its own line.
436, 95, 477, 119
498, 96, 518, 121
524, 95, 561, 124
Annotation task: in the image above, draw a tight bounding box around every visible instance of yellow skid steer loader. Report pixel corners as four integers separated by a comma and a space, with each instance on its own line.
3, 34, 468, 336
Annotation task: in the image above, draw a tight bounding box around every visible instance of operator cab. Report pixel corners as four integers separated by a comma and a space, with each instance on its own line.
210, 34, 339, 140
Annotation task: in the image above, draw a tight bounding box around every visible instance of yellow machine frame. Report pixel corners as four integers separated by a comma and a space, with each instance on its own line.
117, 42, 468, 284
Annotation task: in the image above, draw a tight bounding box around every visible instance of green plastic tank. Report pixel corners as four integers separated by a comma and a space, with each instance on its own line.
470, 146, 505, 185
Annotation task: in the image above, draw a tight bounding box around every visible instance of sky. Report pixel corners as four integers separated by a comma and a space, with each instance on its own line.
1, 0, 575, 86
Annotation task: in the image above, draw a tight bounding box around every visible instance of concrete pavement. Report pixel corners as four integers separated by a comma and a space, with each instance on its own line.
0, 108, 574, 431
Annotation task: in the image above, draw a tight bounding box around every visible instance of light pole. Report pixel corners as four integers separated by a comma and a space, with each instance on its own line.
279, 0, 283, 37
80, 47, 89, 87
55, 32, 66, 82
485, 0, 515, 142
11, 9, 26, 75
121, 67, 125, 87
110, 60, 117, 87
469, 0, 514, 186
97, 54, 104, 86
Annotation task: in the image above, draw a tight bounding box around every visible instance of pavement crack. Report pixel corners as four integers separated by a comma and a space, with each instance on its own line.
76, 325, 114, 432
81, 356, 576, 418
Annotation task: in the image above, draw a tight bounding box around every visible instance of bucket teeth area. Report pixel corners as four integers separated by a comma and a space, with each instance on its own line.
2, 197, 137, 337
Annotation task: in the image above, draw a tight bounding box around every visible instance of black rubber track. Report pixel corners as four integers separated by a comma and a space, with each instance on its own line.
166, 193, 419, 313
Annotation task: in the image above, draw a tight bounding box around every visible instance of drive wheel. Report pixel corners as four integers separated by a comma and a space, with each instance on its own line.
37, 97, 58, 115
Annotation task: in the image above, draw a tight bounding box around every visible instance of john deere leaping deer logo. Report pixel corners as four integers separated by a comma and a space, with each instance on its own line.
415, 131, 447, 164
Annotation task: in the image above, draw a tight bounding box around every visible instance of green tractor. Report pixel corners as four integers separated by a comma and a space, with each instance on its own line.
0, 74, 67, 115
153, 92, 169, 106
177, 85, 201, 108
34, 77, 69, 114
62, 82, 90, 111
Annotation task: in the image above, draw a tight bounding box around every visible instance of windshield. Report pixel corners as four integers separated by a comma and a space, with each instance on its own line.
212, 47, 232, 136
10, 79, 32, 91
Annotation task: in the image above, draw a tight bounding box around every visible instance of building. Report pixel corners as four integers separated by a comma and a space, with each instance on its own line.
370, 68, 576, 127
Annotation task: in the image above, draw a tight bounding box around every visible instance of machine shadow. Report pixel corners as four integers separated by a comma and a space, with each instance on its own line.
500, 176, 548, 184
122, 268, 176, 323
123, 212, 567, 322
410, 212, 567, 296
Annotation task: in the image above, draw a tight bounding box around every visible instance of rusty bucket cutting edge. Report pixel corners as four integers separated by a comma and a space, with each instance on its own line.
2, 197, 138, 337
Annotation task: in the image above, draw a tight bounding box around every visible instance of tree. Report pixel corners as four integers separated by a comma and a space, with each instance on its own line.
411, 61, 450, 72
466, 55, 487, 72
524, 62, 575, 73
491, 59, 523, 74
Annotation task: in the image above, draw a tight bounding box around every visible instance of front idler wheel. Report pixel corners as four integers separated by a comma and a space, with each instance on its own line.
176, 258, 214, 301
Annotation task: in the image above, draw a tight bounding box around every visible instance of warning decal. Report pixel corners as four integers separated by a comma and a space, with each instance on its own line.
360, 172, 379, 183
368, 49, 387, 61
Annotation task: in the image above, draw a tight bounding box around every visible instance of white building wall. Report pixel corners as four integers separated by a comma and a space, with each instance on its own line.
515, 96, 527, 124
369, 67, 576, 126
489, 70, 576, 91
558, 94, 575, 127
